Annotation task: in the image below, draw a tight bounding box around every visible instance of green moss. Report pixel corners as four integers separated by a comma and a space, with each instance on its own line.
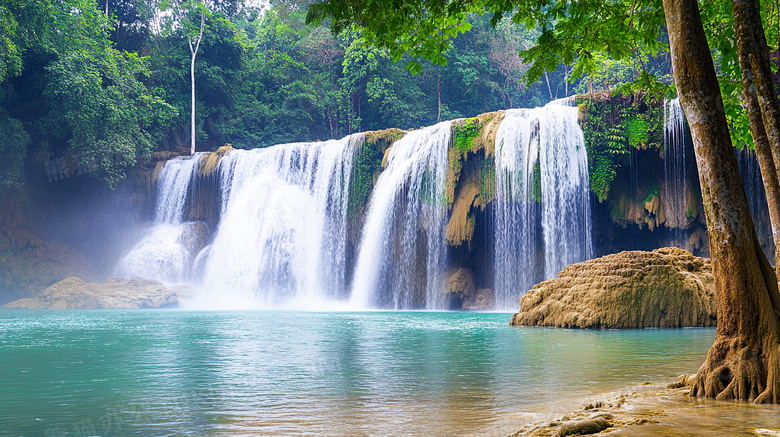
532, 161, 542, 202
611, 197, 628, 221
453, 117, 483, 153
348, 129, 404, 216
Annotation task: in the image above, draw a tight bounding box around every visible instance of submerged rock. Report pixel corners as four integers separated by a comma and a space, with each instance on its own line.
463, 288, 495, 310
510, 247, 716, 328
3, 276, 191, 309
555, 415, 612, 436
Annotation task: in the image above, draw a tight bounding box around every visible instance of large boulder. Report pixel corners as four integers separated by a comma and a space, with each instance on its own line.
510, 247, 716, 328
3, 277, 191, 309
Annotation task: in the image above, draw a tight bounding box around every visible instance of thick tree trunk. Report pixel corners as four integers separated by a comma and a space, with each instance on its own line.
663, 0, 780, 403
734, 0, 780, 269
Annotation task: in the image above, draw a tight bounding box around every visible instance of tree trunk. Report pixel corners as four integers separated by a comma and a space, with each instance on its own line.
734, 0, 780, 269
740, 0, 780, 188
190, 51, 196, 155
544, 71, 553, 100
188, 11, 205, 155
663, 0, 780, 403
437, 68, 442, 123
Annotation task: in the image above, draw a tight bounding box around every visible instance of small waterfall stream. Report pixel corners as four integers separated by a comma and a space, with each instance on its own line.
350, 122, 451, 309
114, 153, 206, 283
663, 98, 688, 231
493, 101, 593, 309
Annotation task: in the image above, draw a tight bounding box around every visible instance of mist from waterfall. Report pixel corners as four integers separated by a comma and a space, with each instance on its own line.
196, 136, 362, 309
350, 122, 451, 309
114, 154, 205, 283
493, 101, 593, 309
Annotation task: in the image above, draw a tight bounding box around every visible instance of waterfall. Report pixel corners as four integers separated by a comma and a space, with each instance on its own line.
154, 154, 204, 224
114, 102, 598, 310
493, 101, 593, 309
350, 121, 451, 309
114, 154, 206, 283
196, 136, 361, 308
735, 146, 775, 261
663, 98, 688, 230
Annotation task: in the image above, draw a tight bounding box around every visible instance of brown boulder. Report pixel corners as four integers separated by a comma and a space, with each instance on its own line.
510, 247, 716, 328
446, 268, 476, 300
3, 277, 191, 309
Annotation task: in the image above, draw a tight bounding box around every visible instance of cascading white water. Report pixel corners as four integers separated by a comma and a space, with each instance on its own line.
154, 154, 204, 224
493, 101, 593, 309
663, 98, 688, 230
115, 154, 206, 283
350, 121, 451, 309
196, 136, 361, 309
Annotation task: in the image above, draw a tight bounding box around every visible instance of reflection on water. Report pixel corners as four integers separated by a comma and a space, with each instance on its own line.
0, 311, 715, 436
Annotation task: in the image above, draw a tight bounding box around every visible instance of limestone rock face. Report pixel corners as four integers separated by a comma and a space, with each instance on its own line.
3, 277, 191, 309
510, 247, 716, 328
446, 268, 476, 301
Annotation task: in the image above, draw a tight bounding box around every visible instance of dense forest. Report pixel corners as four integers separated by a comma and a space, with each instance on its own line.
0, 0, 678, 193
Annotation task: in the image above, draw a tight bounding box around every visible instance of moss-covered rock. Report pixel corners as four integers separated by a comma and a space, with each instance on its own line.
446, 112, 505, 205
510, 247, 716, 328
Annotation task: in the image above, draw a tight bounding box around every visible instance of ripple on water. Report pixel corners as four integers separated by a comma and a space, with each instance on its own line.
0, 310, 717, 436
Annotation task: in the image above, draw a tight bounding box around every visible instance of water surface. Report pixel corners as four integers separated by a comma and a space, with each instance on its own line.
0, 310, 715, 436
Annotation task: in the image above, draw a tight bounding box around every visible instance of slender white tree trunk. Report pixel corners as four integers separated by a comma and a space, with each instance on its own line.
188, 11, 205, 155
190, 52, 196, 154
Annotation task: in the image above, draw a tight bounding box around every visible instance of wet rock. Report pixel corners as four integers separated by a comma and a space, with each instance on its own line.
3, 276, 191, 309
555, 417, 612, 436
463, 288, 495, 310
446, 268, 476, 302
511, 247, 716, 328
179, 221, 210, 257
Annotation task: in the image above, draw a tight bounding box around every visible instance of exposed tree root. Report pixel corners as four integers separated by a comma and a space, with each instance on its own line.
690, 329, 780, 403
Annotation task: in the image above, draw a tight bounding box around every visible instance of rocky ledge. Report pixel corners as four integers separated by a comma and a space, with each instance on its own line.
510, 247, 716, 328
2, 277, 191, 309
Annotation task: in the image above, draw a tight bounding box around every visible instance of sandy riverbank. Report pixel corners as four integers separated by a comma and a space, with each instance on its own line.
500, 377, 780, 436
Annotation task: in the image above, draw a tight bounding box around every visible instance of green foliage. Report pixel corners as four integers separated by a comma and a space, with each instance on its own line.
577, 94, 663, 202
0, 5, 22, 82
625, 117, 648, 146
453, 118, 482, 152
0, 109, 30, 191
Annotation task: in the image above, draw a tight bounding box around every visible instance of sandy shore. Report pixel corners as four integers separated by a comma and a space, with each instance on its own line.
502, 377, 780, 436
